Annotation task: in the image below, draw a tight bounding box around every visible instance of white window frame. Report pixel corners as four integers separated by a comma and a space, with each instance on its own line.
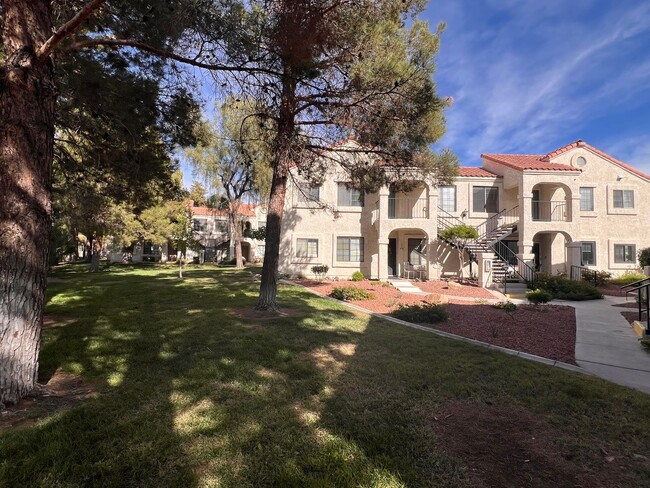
296, 238, 319, 259
439, 186, 456, 213
581, 241, 596, 266
336, 237, 364, 262
579, 187, 594, 212
613, 189, 634, 209
337, 183, 364, 208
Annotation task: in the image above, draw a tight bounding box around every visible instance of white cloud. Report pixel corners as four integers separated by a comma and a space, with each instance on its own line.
429, 1, 650, 163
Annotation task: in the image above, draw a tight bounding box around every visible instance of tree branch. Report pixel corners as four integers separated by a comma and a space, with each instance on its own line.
64, 38, 282, 76
37, 0, 107, 61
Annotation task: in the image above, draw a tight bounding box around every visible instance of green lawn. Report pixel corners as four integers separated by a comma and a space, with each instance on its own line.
1, 264, 649, 487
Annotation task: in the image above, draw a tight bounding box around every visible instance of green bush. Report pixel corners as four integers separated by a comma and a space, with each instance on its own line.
392, 303, 449, 323
610, 271, 647, 286
526, 288, 553, 304
638, 247, 650, 268
491, 301, 517, 313
351, 271, 365, 281
311, 264, 329, 279
330, 286, 373, 301
535, 274, 602, 301
582, 270, 611, 287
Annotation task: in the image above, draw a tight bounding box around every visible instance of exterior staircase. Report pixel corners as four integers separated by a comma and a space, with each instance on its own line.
437, 206, 535, 293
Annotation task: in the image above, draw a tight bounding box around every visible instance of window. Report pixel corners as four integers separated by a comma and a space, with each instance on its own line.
336, 237, 364, 262
408, 238, 427, 265
337, 183, 364, 207
613, 189, 634, 208
298, 185, 320, 203
296, 238, 318, 258
472, 186, 498, 213
193, 219, 207, 232
439, 186, 456, 212
581, 242, 596, 266
257, 244, 265, 257
580, 187, 594, 211
614, 244, 636, 264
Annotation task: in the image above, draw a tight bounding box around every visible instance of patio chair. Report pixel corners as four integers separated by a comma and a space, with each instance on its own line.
412, 264, 426, 281
402, 262, 415, 279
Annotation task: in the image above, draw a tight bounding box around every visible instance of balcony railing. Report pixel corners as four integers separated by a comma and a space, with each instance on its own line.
388, 197, 428, 219
531, 200, 568, 222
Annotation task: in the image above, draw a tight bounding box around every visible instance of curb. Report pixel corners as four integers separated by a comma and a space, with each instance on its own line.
286, 280, 589, 376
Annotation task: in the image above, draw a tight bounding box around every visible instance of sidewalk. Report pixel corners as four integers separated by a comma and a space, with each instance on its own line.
567, 295, 650, 394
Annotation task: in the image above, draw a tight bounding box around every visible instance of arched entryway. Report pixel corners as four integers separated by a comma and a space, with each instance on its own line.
387, 228, 429, 279
531, 182, 572, 222
531, 231, 573, 275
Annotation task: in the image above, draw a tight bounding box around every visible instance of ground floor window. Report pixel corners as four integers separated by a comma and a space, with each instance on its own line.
614, 244, 636, 263
296, 238, 318, 258
581, 242, 596, 266
257, 244, 265, 257
337, 237, 364, 262
408, 238, 427, 265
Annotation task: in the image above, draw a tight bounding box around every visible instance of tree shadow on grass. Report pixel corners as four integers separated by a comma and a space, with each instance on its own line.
5, 265, 649, 486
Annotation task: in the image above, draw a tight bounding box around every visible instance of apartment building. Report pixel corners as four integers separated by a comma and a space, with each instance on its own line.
278, 139, 650, 281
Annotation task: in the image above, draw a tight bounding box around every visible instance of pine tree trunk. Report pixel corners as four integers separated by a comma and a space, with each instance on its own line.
0, 0, 56, 405
257, 70, 296, 311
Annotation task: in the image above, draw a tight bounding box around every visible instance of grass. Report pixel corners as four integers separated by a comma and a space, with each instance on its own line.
0, 264, 649, 487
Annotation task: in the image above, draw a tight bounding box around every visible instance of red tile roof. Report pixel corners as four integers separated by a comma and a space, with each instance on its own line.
191, 203, 257, 217
481, 154, 581, 172
458, 167, 501, 177
543, 140, 650, 181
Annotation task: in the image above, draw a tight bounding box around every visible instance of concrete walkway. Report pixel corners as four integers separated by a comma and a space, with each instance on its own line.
388, 279, 428, 295
567, 295, 650, 394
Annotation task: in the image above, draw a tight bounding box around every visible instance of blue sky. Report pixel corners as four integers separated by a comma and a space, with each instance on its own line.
424, 0, 650, 171
182, 1, 650, 187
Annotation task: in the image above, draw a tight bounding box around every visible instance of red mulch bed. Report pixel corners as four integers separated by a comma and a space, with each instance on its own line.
295, 279, 576, 364
599, 284, 624, 297
418, 280, 496, 299
430, 302, 576, 364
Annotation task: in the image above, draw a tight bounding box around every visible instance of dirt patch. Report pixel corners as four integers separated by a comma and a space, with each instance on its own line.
428, 401, 636, 488
42, 315, 76, 328
428, 303, 577, 364
621, 310, 648, 326
228, 307, 305, 320
0, 369, 97, 431
418, 280, 496, 299
599, 284, 624, 297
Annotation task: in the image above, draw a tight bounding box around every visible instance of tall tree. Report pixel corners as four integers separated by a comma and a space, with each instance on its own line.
217, 1, 458, 310
0, 0, 259, 404
186, 98, 273, 268
189, 181, 209, 207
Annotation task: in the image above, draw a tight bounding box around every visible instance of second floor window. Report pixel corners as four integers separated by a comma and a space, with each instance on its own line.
296, 238, 318, 258
193, 219, 207, 232
614, 244, 636, 263
298, 185, 320, 203
337, 183, 364, 207
472, 186, 498, 213
613, 189, 634, 209
581, 242, 596, 266
439, 186, 456, 212
580, 187, 594, 211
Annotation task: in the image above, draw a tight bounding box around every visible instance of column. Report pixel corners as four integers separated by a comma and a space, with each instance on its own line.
378, 239, 389, 280
477, 252, 495, 288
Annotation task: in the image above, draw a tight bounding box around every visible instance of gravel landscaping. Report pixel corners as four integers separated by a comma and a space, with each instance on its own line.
296, 279, 577, 364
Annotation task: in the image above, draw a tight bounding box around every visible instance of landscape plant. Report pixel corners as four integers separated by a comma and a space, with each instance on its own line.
311, 265, 329, 280
438, 224, 479, 282
392, 302, 449, 323
526, 289, 553, 305
329, 286, 374, 301
351, 271, 365, 282
638, 247, 650, 269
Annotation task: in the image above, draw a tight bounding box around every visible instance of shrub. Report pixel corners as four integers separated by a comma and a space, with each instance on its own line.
392, 303, 449, 323
535, 274, 602, 301
492, 301, 517, 313
351, 271, 365, 281
330, 286, 373, 301
610, 271, 647, 286
526, 288, 553, 304
639, 247, 650, 268
582, 270, 611, 287
311, 264, 329, 280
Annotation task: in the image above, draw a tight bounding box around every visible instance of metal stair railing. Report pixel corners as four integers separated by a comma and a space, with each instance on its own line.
436, 207, 466, 232
492, 240, 536, 287
623, 281, 650, 334
476, 206, 520, 241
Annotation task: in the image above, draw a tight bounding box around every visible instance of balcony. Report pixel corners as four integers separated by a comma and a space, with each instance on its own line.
388, 197, 428, 219
531, 200, 569, 222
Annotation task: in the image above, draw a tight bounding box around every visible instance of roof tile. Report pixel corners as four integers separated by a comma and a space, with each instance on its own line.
458, 167, 501, 177
481, 154, 580, 172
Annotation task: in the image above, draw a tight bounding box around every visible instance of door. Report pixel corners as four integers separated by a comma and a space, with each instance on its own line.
388, 238, 397, 276
532, 243, 541, 272
532, 189, 540, 220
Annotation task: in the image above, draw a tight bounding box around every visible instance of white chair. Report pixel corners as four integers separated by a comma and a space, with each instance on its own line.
402, 262, 415, 279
